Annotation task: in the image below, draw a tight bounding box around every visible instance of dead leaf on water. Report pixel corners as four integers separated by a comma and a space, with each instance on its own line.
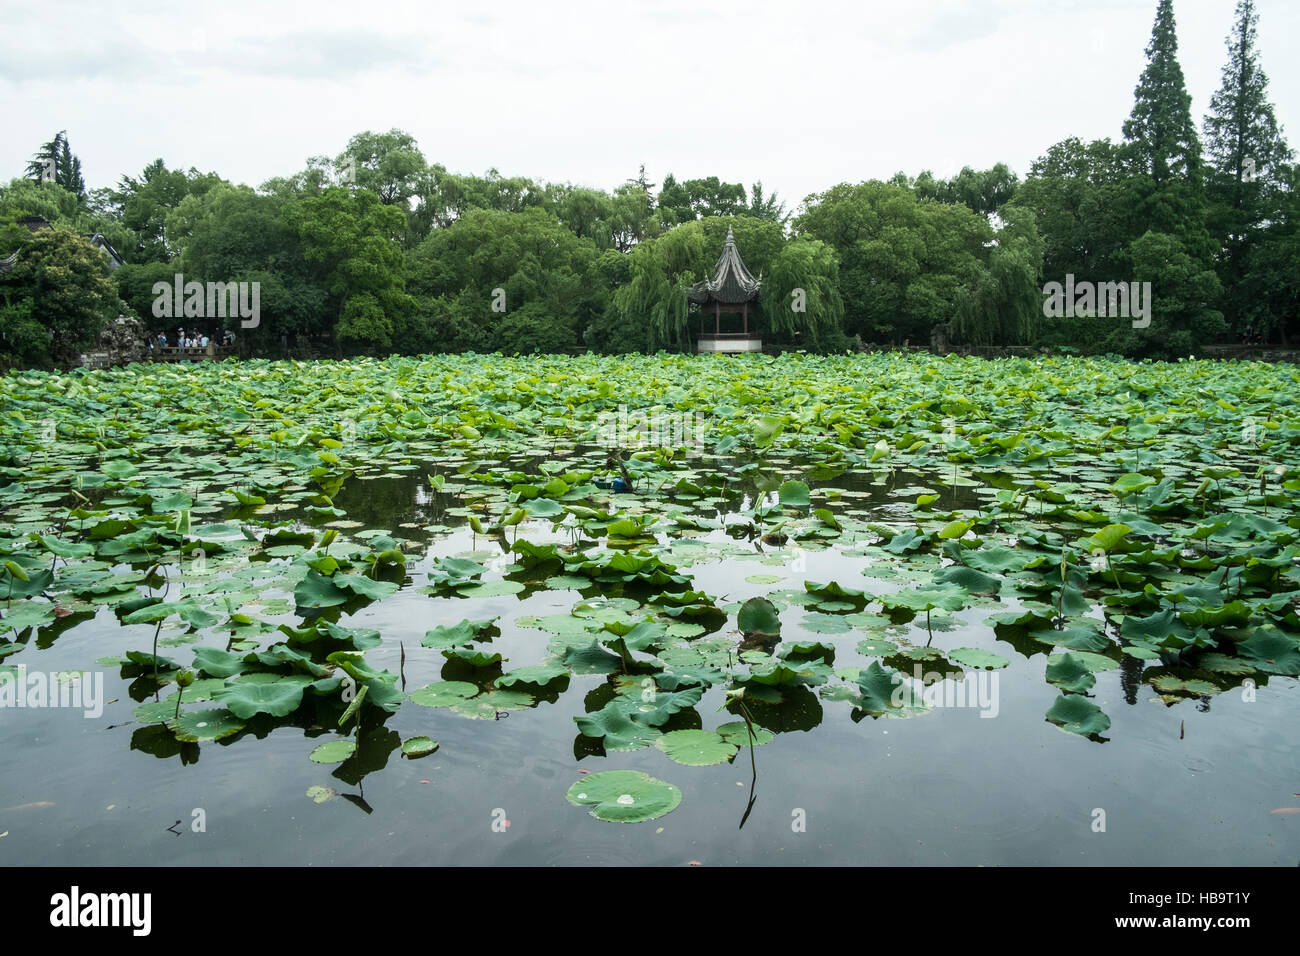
1270, 807, 1300, 815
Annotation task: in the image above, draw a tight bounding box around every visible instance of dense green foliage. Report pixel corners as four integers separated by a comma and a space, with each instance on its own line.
0, 226, 122, 369
0, 2, 1294, 366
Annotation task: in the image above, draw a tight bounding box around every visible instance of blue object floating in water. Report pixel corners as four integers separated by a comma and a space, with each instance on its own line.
613, 478, 629, 492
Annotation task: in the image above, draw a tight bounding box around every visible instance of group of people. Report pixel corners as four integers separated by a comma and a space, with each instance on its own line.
146, 329, 237, 354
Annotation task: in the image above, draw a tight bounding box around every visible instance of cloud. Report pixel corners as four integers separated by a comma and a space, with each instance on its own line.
0, 26, 443, 83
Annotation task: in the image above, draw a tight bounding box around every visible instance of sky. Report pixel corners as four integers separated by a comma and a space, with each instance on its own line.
3, 0, 1297, 213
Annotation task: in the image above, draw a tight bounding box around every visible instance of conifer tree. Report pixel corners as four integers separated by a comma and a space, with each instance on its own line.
1202, 0, 1295, 333
1122, 0, 1210, 253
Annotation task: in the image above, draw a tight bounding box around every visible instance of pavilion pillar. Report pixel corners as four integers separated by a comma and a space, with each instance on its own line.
714, 303, 720, 335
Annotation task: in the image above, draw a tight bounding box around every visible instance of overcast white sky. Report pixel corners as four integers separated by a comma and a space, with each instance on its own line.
3, 0, 1297, 212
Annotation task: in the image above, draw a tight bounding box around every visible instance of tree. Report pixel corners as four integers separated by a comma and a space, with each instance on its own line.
795, 181, 1029, 344
0, 227, 120, 368
410, 167, 547, 240
746, 181, 790, 226
547, 185, 621, 249
949, 203, 1044, 346
288, 187, 414, 354
406, 206, 600, 353
655, 175, 746, 223
0, 178, 136, 267
112, 160, 225, 262
761, 237, 846, 349
1015, 138, 1136, 287
1121, 0, 1211, 254
1202, 0, 1296, 337
914, 164, 1019, 217
138, 183, 326, 346
1121, 230, 1225, 356
337, 129, 428, 207
26, 132, 85, 203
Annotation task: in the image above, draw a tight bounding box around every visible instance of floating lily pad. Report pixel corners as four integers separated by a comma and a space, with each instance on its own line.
655, 729, 737, 766
308, 739, 357, 763
401, 736, 439, 757
409, 681, 479, 708
166, 709, 245, 742
565, 770, 682, 823
716, 721, 775, 747
1045, 694, 1110, 737
945, 647, 1010, 670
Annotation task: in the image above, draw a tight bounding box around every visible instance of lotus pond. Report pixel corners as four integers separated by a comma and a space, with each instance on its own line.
1, 353, 1298, 865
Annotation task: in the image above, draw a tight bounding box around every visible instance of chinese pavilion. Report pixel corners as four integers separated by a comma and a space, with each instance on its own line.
689, 227, 762, 353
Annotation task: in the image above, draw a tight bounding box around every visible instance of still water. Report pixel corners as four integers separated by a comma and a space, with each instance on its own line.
2, 468, 1297, 866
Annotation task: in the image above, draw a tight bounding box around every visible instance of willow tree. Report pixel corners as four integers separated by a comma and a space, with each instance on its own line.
760, 238, 845, 349
948, 204, 1044, 346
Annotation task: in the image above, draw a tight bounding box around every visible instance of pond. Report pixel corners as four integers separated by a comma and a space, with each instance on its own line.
1, 353, 1298, 865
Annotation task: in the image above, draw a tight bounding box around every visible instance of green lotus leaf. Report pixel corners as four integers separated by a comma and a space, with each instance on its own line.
442, 646, 504, 667
613, 683, 705, 726
1045, 694, 1110, 736
401, 736, 439, 757
574, 703, 663, 750
1048, 651, 1119, 673
1235, 628, 1300, 676
1150, 675, 1219, 696
0, 601, 55, 634
778, 480, 810, 508
308, 739, 357, 763
738, 596, 781, 638
451, 689, 533, 719
166, 708, 245, 742
855, 636, 899, 657
496, 665, 570, 690
192, 646, 250, 678
852, 661, 928, 717
655, 729, 737, 766
333, 573, 400, 601
213, 679, 306, 718
716, 721, 775, 747
560, 639, 625, 675
293, 569, 349, 609
409, 680, 480, 708
565, 769, 682, 823
421, 617, 498, 649
946, 647, 1010, 670
1044, 653, 1096, 693
1031, 623, 1111, 652
801, 612, 852, 634
880, 585, 968, 614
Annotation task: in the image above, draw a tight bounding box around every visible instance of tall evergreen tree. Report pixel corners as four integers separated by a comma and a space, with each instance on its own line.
1202, 0, 1295, 336
24, 131, 86, 202
1121, 0, 1209, 249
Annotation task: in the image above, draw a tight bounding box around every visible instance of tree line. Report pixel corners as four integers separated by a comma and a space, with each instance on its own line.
1, 0, 1294, 369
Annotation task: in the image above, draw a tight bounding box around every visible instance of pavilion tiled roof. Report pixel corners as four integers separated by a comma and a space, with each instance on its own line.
688, 228, 761, 305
